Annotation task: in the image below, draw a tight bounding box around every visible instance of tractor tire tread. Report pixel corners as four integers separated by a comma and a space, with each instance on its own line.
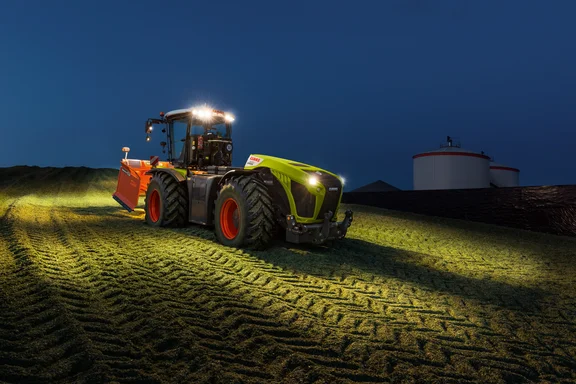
217, 175, 276, 250
145, 173, 188, 227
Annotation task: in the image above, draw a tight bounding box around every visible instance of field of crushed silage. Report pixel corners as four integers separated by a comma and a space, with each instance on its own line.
0, 166, 575, 384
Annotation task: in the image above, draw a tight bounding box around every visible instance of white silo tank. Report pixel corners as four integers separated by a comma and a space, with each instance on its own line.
413, 141, 490, 190
490, 162, 520, 187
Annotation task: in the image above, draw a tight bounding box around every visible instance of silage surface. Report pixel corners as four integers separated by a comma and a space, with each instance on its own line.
0, 166, 575, 383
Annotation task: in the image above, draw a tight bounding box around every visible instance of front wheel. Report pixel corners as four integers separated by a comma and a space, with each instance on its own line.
214, 175, 276, 250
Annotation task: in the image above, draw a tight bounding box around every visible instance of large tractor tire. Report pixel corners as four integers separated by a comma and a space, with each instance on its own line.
145, 173, 188, 227
214, 175, 276, 250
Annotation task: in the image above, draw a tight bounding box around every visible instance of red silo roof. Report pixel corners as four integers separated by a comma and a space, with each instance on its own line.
490, 162, 520, 172
413, 147, 490, 160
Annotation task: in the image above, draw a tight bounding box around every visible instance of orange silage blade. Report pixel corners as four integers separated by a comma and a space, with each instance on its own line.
112, 162, 143, 212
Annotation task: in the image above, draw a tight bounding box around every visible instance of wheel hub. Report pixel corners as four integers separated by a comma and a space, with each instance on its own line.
220, 198, 239, 240
149, 189, 160, 222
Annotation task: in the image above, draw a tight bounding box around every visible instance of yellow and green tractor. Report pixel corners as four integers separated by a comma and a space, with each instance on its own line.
113, 106, 353, 249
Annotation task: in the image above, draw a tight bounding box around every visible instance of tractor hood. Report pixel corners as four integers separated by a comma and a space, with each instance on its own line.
244, 154, 344, 193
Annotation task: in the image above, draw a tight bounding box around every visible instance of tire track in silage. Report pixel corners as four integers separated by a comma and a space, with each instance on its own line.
113, 224, 426, 382
270, 235, 539, 376
62, 213, 392, 383
355, 216, 576, 381
0, 201, 102, 383
137, 231, 424, 383
330, 234, 571, 382
48, 206, 215, 383
1, 180, 168, 384
163, 232, 431, 380
41, 207, 168, 383
123, 224, 547, 383
166, 228, 398, 334
160, 232, 481, 383
55, 212, 280, 383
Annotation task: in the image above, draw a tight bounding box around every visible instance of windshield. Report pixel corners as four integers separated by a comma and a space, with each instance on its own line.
207, 123, 228, 137
170, 118, 231, 161
190, 122, 228, 137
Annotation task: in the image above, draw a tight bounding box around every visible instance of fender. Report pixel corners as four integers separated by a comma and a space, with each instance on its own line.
218, 169, 258, 186
218, 167, 289, 225
146, 168, 186, 183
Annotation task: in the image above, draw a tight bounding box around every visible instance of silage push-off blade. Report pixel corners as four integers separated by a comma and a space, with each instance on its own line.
113, 163, 142, 212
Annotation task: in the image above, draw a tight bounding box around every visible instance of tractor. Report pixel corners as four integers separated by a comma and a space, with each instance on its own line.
112, 106, 353, 250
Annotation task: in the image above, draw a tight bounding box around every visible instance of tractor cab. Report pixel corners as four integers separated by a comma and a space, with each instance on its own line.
148, 107, 235, 170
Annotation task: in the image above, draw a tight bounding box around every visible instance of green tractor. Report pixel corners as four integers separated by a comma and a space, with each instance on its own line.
113, 106, 353, 250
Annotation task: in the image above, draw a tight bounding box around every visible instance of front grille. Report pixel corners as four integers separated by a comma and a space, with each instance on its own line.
291, 181, 316, 218
318, 190, 341, 219
305, 171, 342, 219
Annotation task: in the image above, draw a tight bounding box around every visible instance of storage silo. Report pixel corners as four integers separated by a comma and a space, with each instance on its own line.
413, 137, 491, 190
490, 162, 520, 187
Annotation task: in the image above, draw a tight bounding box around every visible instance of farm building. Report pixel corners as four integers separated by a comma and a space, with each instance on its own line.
351, 180, 401, 192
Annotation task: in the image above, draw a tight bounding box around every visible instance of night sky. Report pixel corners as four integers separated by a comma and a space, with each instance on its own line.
1, 1, 575, 191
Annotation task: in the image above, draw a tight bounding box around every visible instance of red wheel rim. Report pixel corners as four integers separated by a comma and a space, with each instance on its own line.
149, 189, 160, 222
220, 198, 239, 240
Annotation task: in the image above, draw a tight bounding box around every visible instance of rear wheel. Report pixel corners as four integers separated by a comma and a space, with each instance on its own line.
214, 175, 275, 250
145, 173, 188, 227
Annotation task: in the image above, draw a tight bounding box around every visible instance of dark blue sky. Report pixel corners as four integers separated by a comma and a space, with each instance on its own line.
1, 0, 575, 190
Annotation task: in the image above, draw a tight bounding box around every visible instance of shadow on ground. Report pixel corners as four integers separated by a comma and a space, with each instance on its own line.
260, 238, 549, 313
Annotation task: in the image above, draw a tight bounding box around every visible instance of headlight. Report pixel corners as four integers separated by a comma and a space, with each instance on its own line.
226, 143, 233, 152
308, 176, 318, 186
225, 114, 235, 122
